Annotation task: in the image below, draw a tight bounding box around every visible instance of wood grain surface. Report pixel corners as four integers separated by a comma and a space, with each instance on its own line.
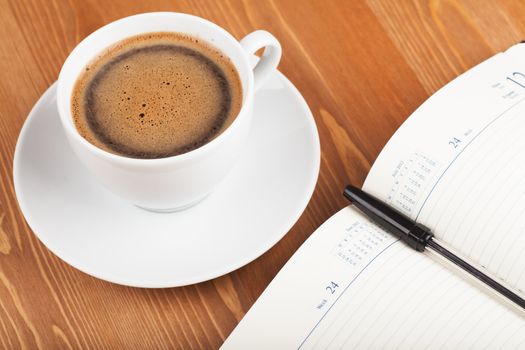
1, 0, 524, 348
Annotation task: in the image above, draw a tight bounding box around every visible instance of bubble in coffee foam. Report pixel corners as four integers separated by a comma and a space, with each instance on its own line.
71, 32, 242, 159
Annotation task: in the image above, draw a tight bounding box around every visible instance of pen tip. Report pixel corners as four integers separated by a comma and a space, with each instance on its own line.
343, 184, 360, 201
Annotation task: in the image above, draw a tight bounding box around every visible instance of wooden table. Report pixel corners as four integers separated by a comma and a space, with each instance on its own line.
1, 0, 524, 348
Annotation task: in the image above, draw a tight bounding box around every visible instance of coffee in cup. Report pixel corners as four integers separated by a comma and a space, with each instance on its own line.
71, 32, 243, 159
57, 12, 281, 211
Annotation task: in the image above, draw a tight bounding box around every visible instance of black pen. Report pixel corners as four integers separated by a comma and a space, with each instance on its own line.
343, 184, 525, 310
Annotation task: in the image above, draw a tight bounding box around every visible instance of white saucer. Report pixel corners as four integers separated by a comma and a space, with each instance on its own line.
13, 71, 320, 288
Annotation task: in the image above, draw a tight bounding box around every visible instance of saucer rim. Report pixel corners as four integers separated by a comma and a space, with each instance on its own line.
13, 71, 321, 288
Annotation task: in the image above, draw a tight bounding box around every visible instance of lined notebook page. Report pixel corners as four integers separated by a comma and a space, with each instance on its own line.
364, 43, 525, 295
222, 207, 525, 349
223, 44, 525, 348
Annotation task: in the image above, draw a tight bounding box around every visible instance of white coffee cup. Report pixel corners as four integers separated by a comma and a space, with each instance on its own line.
57, 12, 281, 212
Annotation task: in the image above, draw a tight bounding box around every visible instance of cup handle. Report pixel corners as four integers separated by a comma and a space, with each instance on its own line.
240, 30, 282, 91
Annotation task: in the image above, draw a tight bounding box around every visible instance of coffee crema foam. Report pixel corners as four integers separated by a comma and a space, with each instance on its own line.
71, 32, 242, 159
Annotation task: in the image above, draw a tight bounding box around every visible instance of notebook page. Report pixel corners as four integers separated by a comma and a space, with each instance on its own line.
222, 207, 525, 349
364, 43, 525, 295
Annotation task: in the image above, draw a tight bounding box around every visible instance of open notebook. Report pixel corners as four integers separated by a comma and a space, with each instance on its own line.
222, 43, 525, 349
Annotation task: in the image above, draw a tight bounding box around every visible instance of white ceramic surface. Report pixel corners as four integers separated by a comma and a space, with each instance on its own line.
57, 12, 282, 211
13, 70, 320, 288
